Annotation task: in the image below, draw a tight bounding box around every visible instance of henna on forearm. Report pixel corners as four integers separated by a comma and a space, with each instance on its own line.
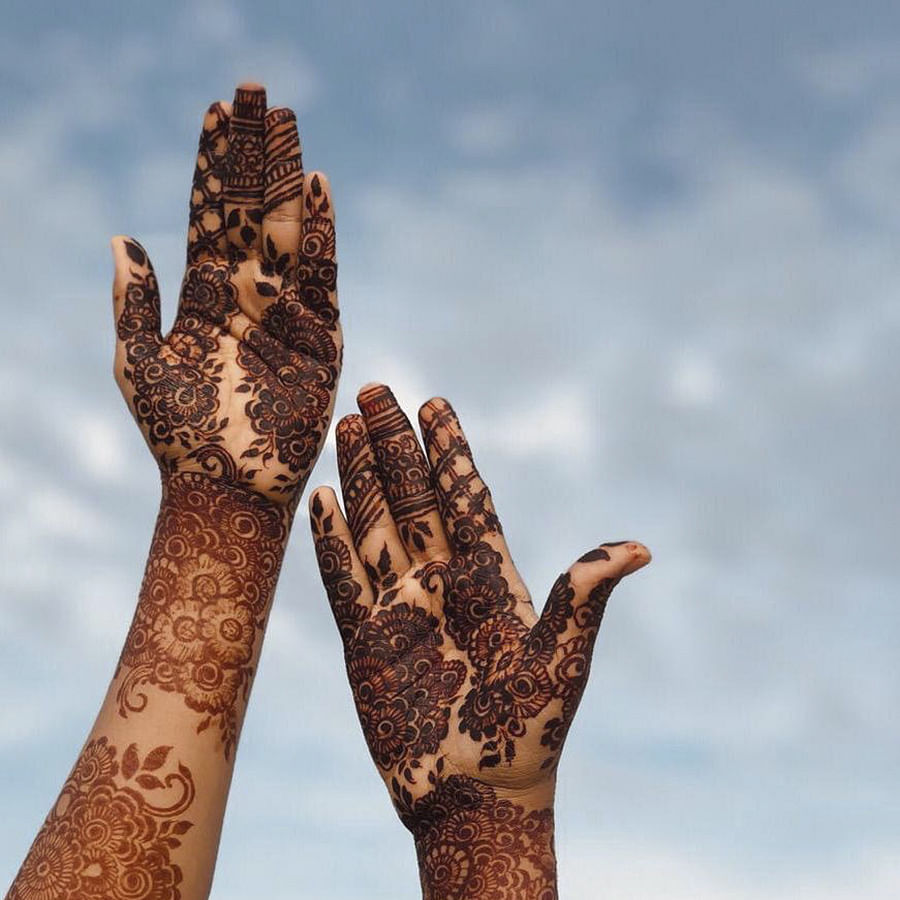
116, 473, 290, 759
9, 739, 196, 900
7, 82, 341, 900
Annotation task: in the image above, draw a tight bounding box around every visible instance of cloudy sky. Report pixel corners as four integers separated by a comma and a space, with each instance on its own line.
1, 1, 898, 897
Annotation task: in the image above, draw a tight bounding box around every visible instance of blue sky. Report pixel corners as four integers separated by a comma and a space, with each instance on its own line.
0, 1, 898, 897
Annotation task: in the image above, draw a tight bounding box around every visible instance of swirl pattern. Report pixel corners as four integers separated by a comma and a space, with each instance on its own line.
8, 739, 194, 900
116, 474, 289, 758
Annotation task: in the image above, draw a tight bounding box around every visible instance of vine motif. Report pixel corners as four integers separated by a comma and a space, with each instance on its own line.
8, 738, 195, 900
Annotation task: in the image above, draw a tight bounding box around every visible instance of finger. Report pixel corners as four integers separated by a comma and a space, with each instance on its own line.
418, 395, 529, 582
262, 106, 303, 273
357, 385, 451, 562
224, 82, 266, 257
310, 487, 375, 653
111, 236, 162, 380
534, 541, 651, 653
187, 100, 231, 262
336, 414, 410, 591
296, 171, 339, 325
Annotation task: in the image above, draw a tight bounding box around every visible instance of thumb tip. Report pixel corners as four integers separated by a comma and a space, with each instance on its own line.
573, 540, 651, 580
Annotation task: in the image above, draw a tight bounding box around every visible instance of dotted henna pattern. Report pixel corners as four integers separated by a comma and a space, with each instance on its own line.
8, 738, 195, 900
116, 473, 289, 758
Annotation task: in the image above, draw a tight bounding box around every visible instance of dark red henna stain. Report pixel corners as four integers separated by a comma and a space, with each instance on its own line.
358, 385, 439, 553
394, 772, 557, 900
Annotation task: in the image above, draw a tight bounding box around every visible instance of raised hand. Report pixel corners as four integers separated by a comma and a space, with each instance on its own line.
310, 385, 650, 899
112, 82, 340, 506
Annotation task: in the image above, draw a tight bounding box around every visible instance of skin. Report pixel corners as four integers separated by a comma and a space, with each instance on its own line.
310, 385, 651, 900
5, 82, 340, 900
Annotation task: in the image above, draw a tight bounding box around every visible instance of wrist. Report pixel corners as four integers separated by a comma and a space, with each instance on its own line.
399, 776, 557, 900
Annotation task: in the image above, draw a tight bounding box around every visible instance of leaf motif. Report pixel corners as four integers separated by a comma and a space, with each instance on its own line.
226, 209, 241, 228
135, 773, 164, 790
124, 240, 146, 265
240, 225, 256, 246
577, 548, 611, 563
255, 281, 278, 297
377, 544, 392, 577
142, 746, 172, 772
122, 744, 140, 780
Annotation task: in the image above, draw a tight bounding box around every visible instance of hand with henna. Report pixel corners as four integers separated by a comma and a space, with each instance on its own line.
310, 385, 650, 900
6, 84, 339, 900
111, 81, 340, 505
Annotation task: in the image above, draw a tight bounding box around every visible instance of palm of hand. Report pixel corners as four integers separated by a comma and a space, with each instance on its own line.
113, 85, 340, 504
311, 387, 649, 808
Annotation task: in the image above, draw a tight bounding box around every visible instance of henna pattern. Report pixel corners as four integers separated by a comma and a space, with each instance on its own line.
115, 84, 341, 505
116, 473, 289, 758
312, 390, 649, 897
310, 492, 368, 645
263, 107, 303, 217
337, 415, 385, 546
393, 770, 557, 900
188, 102, 229, 262
358, 385, 439, 553
8, 738, 195, 900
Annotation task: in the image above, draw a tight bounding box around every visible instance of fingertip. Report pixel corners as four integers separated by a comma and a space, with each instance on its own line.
622, 541, 651, 575
356, 382, 391, 407
337, 413, 365, 437
309, 485, 336, 517
418, 396, 452, 426
305, 170, 332, 200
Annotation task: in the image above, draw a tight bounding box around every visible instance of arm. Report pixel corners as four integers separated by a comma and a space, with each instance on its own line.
309, 385, 649, 899
6, 82, 341, 900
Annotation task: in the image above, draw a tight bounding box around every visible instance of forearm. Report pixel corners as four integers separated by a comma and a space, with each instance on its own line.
401, 777, 558, 900
7, 471, 291, 900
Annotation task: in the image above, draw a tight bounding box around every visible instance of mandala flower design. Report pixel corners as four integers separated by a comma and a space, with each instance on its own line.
179, 262, 238, 326
8, 739, 193, 900
199, 597, 255, 665
395, 775, 556, 900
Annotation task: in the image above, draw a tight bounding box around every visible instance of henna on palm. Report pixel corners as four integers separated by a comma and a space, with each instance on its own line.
114, 83, 340, 505
311, 387, 649, 899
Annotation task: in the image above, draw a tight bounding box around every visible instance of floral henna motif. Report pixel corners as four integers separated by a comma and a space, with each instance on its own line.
116, 473, 289, 758
350, 605, 466, 780
311, 492, 368, 645
224, 86, 266, 255
420, 548, 568, 770
8, 738, 195, 900
393, 770, 557, 900
115, 92, 341, 503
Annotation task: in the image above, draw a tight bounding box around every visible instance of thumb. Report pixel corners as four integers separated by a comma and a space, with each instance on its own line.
536, 541, 651, 645
111, 236, 162, 373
